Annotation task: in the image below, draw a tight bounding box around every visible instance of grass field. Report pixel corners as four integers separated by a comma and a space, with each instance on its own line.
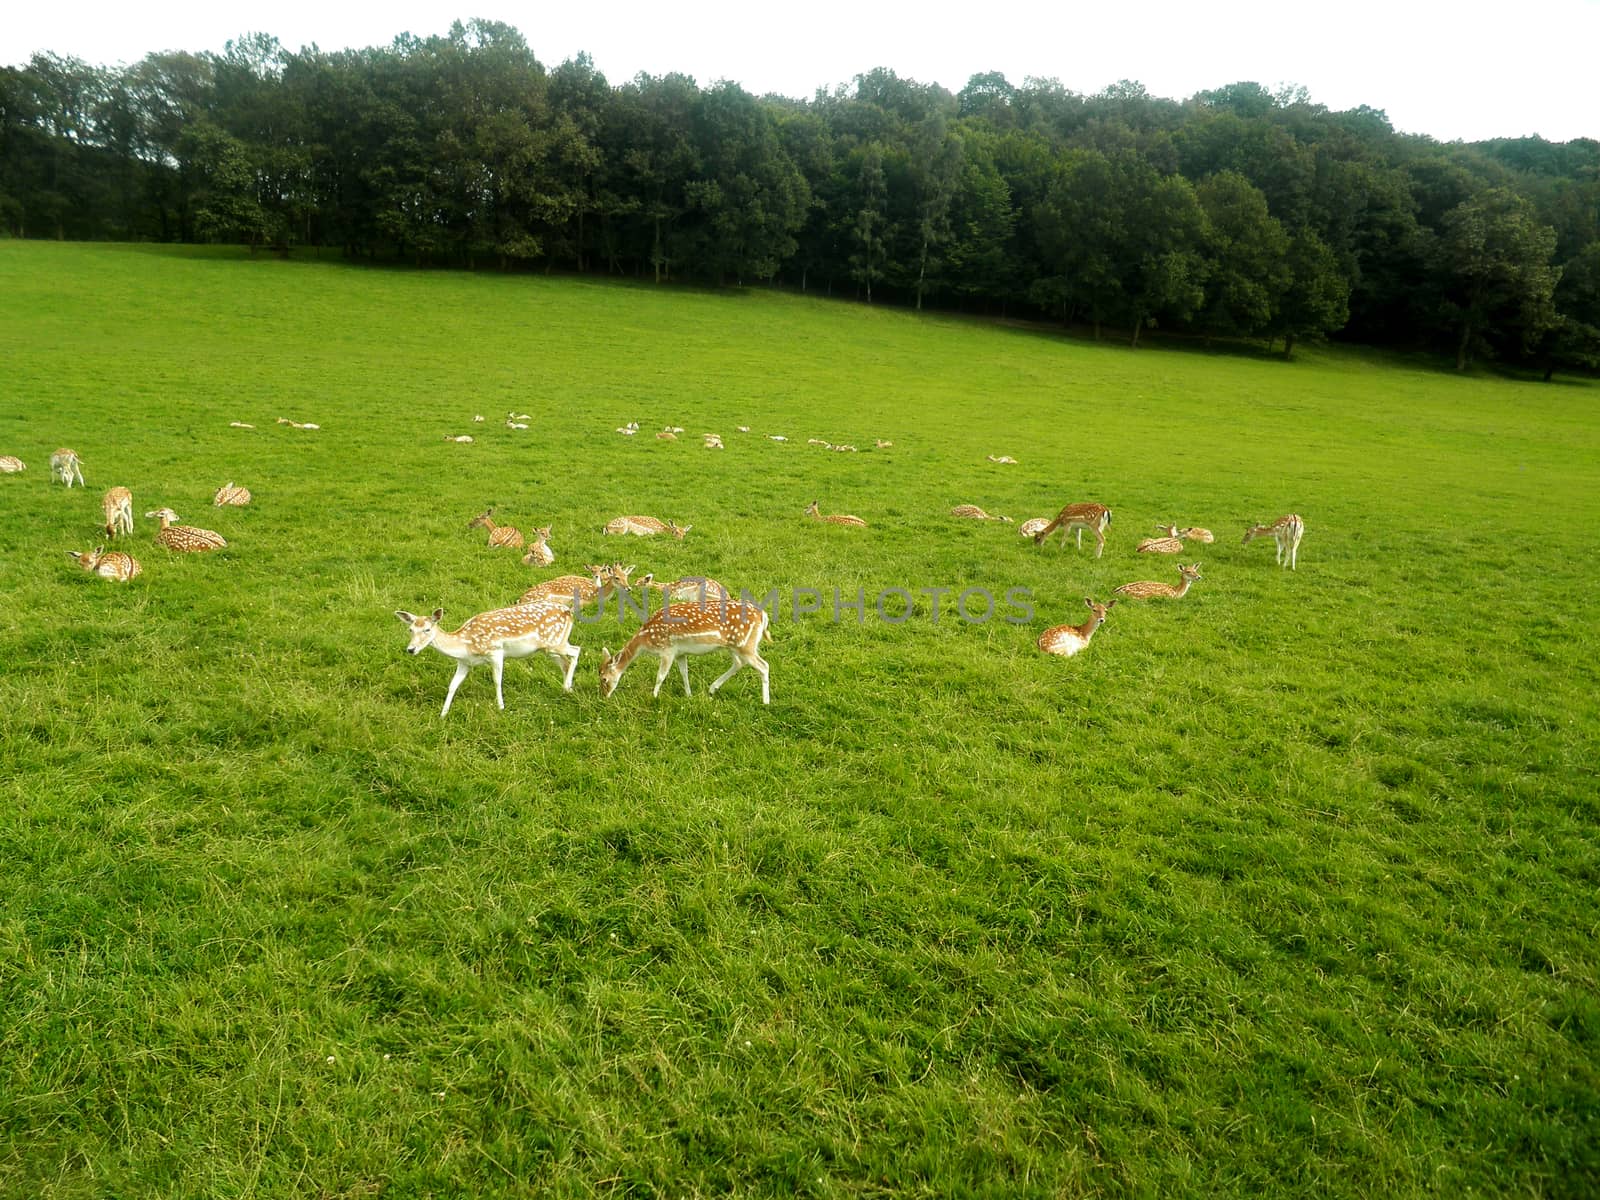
1, 241, 1597, 1198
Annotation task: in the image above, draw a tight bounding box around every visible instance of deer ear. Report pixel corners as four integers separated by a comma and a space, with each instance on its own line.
430, 608, 444, 622
94, 545, 105, 556
395, 610, 415, 623
1084, 597, 1094, 609
66, 550, 80, 559
601, 647, 612, 660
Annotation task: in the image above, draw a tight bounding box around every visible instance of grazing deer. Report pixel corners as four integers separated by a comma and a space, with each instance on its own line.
519, 563, 625, 609
50, 448, 84, 488
603, 515, 691, 539
805, 500, 867, 528
521, 526, 555, 567
598, 599, 771, 704
633, 573, 733, 604
395, 602, 581, 716
0, 455, 25, 473
101, 487, 134, 538
987, 454, 1017, 465
1115, 562, 1203, 600
213, 481, 252, 507
1032, 503, 1112, 556
146, 508, 226, 552
1157, 523, 1215, 544
67, 546, 142, 582
469, 508, 525, 549
951, 504, 1012, 522
1038, 599, 1116, 657
1243, 514, 1305, 570
1136, 535, 1185, 554
1018, 517, 1050, 539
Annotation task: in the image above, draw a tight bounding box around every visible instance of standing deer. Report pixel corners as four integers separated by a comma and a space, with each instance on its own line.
213, 481, 252, 507
146, 508, 226, 552
396, 602, 581, 716
602, 516, 691, 539
1114, 563, 1203, 600
805, 500, 867, 528
67, 546, 142, 582
1032, 503, 1112, 557
1038, 599, 1116, 657
521, 526, 555, 566
101, 487, 134, 538
598, 599, 771, 704
50, 448, 84, 487
469, 508, 525, 549
1243, 514, 1305, 570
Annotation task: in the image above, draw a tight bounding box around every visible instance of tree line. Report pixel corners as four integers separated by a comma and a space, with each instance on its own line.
2, 20, 1598, 375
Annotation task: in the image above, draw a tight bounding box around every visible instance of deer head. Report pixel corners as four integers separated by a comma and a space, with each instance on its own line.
395, 608, 445, 654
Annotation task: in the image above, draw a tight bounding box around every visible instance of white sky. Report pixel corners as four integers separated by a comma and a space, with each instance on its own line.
4, 0, 1597, 145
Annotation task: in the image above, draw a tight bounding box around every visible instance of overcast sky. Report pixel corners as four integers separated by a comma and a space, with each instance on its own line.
4, 0, 1597, 144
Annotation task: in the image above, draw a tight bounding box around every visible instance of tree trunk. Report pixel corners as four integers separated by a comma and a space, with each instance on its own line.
1283, 331, 1296, 361
1455, 321, 1472, 371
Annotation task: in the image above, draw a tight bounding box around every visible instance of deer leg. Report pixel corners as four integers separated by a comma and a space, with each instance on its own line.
441, 661, 471, 717
653, 652, 674, 697
708, 652, 743, 695
1094, 529, 1105, 559
491, 650, 507, 709
558, 643, 580, 691
678, 655, 692, 696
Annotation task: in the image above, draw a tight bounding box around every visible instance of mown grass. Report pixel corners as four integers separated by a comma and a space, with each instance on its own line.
0, 241, 1596, 1198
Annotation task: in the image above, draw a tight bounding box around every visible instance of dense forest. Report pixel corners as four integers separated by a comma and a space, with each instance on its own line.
3, 20, 1598, 374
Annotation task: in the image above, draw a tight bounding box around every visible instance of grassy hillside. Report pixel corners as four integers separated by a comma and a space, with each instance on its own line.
0, 242, 1596, 1198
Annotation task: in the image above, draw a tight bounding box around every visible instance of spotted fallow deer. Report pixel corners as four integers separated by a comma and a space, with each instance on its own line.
518, 563, 627, 609
805, 500, 867, 528
1114, 562, 1203, 600
1136, 534, 1185, 554
598, 599, 771, 704
1018, 517, 1051, 539
101, 487, 134, 538
146, 508, 226, 552
1157, 523, 1214, 544
520, 526, 555, 567
632, 573, 733, 604
1032, 503, 1112, 557
213, 481, 252, 507
395, 601, 581, 716
950, 504, 1012, 522
1037, 598, 1116, 657
67, 546, 142, 582
1243, 514, 1305, 570
0, 455, 27, 473
469, 508, 525, 549
603, 515, 691, 539
50, 448, 84, 488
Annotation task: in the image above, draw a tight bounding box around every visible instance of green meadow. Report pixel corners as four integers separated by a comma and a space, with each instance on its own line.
0, 241, 1596, 1198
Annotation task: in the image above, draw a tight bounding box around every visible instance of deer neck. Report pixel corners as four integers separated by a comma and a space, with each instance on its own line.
426, 627, 475, 661
1075, 614, 1103, 640
1172, 576, 1192, 597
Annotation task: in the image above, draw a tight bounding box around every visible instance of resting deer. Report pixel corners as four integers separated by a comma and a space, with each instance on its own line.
805, 500, 867, 528
603, 516, 691, 539
0, 455, 25, 473
1136, 534, 1185, 554
469, 508, 525, 549
395, 602, 581, 716
1115, 562, 1203, 600
102, 487, 134, 538
518, 563, 626, 609
1243, 514, 1305, 570
213, 481, 252, 507
50, 448, 84, 488
598, 599, 771, 704
445, 435, 475, 443
1032, 503, 1112, 556
632, 573, 733, 604
228, 422, 255, 429
987, 454, 1017, 465
1018, 517, 1050, 539
1157, 523, 1214, 544
875, 439, 893, 449
656, 431, 678, 441
146, 508, 226, 552
1038, 599, 1115, 657
951, 504, 1012, 522
521, 526, 555, 567
67, 546, 142, 582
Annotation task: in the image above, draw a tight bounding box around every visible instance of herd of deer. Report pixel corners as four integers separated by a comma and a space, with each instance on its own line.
9, 434, 1304, 714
